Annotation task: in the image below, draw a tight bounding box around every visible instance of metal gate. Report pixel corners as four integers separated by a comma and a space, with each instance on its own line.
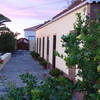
17, 38, 29, 50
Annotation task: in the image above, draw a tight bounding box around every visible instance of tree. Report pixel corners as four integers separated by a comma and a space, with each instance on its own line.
56, 12, 100, 99
0, 32, 16, 53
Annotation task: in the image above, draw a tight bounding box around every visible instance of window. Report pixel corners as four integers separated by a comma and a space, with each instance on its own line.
28, 36, 35, 40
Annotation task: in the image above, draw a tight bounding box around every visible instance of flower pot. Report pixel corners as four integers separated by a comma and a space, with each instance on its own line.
39, 62, 41, 65
55, 76, 59, 78
43, 66, 47, 70
33, 57, 37, 61
95, 80, 99, 84
43, 73, 47, 79
0, 59, 4, 64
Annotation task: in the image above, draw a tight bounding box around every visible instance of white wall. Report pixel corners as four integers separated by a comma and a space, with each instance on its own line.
36, 5, 87, 75
29, 40, 36, 51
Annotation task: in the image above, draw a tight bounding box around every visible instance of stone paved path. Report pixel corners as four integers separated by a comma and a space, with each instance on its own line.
0, 50, 50, 96
0, 50, 77, 100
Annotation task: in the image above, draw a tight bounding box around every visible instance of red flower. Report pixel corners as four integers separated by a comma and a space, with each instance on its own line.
0, 59, 4, 64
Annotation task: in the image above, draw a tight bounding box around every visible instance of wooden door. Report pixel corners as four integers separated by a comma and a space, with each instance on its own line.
52, 35, 56, 68
47, 37, 49, 62
39, 38, 41, 56
37, 38, 38, 53
42, 37, 45, 58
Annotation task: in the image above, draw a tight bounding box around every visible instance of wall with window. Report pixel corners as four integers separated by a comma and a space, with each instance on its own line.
24, 31, 36, 40
36, 4, 87, 78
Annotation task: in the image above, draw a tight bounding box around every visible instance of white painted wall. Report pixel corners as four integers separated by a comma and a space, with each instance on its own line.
29, 40, 36, 51
36, 5, 88, 75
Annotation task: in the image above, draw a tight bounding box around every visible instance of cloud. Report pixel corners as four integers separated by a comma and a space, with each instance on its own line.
0, 0, 65, 20
0, 0, 68, 35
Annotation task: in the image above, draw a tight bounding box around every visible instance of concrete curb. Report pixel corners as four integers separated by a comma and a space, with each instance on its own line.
0, 53, 12, 71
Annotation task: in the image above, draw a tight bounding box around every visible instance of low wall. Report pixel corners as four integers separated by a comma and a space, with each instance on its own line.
0, 53, 12, 70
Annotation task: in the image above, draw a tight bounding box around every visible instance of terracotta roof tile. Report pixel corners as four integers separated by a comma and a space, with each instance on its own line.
52, 0, 86, 19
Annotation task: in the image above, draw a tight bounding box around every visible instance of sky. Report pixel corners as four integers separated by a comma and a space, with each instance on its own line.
0, 0, 71, 38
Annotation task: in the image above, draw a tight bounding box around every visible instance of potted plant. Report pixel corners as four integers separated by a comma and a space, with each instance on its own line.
31, 51, 39, 60
38, 57, 44, 64
49, 68, 62, 78
31, 51, 35, 57
35, 53, 40, 60
41, 60, 47, 70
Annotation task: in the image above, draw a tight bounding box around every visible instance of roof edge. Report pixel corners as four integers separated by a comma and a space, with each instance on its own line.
36, 0, 88, 30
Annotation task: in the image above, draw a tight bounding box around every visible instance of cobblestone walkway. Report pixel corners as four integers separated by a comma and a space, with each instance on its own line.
0, 50, 50, 96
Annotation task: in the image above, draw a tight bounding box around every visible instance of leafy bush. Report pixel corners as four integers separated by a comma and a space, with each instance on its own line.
38, 57, 44, 62
0, 33, 16, 53
40, 60, 47, 66
56, 12, 100, 99
30, 51, 35, 56
19, 73, 37, 100
31, 51, 39, 58
49, 68, 62, 77
0, 73, 73, 100
32, 76, 73, 100
3, 81, 26, 100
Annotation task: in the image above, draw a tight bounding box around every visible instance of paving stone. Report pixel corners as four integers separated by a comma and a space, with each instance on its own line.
0, 50, 50, 96
0, 50, 78, 99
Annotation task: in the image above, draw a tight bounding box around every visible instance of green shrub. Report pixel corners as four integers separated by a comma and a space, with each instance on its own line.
32, 76, 73, 100
5, 81, 26, 100
31, 51, 39, 59
38, 57, 44, 62
19, 73, 37, 100
40, 60, 47, 66
0, 33, 16, 53
49, 68, 62, 77
1, 73, 73, 100
56, 12, 100, 99
30, 51, 36, 56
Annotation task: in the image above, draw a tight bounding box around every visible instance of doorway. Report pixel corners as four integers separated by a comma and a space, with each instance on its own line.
37, 38, 38, 53
47, 37, 49, 62
52, 35, 56, 68
39, 38, 41, 56
42, 37, 45, 58
17, 38, 29, 50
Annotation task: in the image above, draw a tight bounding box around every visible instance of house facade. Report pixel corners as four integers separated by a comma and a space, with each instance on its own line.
36, 0, 100, 99
24, 25, 42, 51
24, 26, 36, 51
36, 0, 100, 82
24, 27, 36, 41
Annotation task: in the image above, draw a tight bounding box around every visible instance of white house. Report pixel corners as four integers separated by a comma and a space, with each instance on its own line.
24, 24, 42, 51
24, 26, 36, 40
36, 0, 100, 99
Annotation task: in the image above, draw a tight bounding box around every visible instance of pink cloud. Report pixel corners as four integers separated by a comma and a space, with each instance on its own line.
0, 4, 36, 18
0, 0, 69, 34
0, 3, 61, 20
